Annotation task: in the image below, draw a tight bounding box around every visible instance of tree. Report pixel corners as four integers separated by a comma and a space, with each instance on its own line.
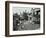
13, 13, 20, 30
23, 11, 28, 20
33, 9, 40, 24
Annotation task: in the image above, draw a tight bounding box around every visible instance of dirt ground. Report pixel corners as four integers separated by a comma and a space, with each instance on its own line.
18, 21, 40, 31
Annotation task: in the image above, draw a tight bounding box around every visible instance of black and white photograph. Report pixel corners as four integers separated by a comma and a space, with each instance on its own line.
13, 8, 40, 31
5, 1, 45, 37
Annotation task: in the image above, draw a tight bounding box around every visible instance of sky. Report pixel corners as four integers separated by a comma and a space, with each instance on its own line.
13, 7, 40, 15
13, 7, 33, 15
